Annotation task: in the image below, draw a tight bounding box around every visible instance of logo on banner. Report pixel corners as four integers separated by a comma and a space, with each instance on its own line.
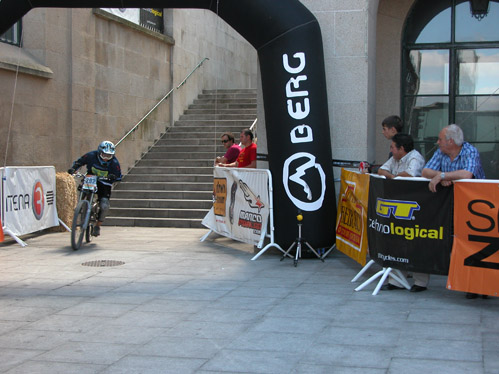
213, 178, 227, 217
336, 183, 363, 249
370, 198, 443, 241
32, 180, 45, 220
239, 180, 265, 213
237, 179, 264, 234
4, 179, 54, 220
463, 199, 499, 270
376, 198, 420, 220
283, 152, 326, 212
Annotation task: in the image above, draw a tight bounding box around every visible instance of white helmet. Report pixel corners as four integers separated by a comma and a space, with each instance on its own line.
98, 140, 115, 162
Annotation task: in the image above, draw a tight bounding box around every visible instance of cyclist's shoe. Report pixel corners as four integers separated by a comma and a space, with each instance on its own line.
92, 226, 101, 237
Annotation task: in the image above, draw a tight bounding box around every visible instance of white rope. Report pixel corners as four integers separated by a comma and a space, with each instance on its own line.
3, 29, 24, 168
213, 0, 221, 161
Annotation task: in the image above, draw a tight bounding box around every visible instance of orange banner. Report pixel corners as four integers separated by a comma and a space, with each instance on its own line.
447, 181, 499, 297
335, 169, 370, 266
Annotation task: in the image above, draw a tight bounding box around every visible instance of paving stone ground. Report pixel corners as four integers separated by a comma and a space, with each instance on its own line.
0, 227, 497, 373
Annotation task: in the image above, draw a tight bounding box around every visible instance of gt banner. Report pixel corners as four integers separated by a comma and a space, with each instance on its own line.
367, 176, 453, 275
447, 180, 499, 297
335, 169, 370, 266
202, 168, 270, 247
1, 167, 59, 236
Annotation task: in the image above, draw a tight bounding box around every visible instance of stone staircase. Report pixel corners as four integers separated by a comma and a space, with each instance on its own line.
105, 88, 257, 228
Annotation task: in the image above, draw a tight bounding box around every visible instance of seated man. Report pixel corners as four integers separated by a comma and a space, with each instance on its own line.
378, 133, 425, 179
215, 132, 241, 166
221, 128, 257, 168
422, 124, 485, 192
377, 134, 428, 292
422, 124, 486, 299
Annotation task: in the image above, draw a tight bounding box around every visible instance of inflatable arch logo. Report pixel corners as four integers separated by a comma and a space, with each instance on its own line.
0, 0, 337, 249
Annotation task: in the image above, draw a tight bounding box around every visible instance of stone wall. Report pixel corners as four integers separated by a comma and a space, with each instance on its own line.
0, 8, 258, 174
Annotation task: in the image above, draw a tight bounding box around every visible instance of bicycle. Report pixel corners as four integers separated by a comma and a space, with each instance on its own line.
70, 173, 102, 250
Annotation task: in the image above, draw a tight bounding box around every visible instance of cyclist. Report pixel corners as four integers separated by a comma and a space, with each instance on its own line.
68, 140, 122, 236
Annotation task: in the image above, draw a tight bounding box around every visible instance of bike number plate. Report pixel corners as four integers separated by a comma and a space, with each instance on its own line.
82, 175, 98, 191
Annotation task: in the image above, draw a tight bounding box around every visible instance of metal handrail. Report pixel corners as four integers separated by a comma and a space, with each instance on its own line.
116, 57, 209, 147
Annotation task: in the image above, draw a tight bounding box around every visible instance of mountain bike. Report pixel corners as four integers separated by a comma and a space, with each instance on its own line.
71, 173, 101, 250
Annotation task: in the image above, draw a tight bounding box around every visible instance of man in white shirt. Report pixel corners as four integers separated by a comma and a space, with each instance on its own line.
378, 133, 425, 179
378, 133, 429, 292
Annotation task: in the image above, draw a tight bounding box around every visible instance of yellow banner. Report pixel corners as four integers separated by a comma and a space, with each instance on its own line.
447, 181, 499, 297
335, 169, 370, 266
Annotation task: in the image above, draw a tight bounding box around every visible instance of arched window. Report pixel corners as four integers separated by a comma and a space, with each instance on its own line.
403, 0, 499, 179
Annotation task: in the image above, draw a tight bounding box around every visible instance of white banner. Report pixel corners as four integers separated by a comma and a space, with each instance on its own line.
100, 8, 140, 24
1, 167, 59, 236
202, 168, 270, 247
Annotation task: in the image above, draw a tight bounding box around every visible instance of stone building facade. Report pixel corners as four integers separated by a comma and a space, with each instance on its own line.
2, 1, 498, 179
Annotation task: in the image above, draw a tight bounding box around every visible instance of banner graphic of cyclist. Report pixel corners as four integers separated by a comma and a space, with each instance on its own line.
0, 0, 337, 252
203, 168, 269, 247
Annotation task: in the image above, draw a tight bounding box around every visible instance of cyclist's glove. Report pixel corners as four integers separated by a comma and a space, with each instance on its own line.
107, 174, 117, 182
68, 168, 76, 175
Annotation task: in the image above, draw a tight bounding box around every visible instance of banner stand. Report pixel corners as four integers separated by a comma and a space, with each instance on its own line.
353, 263, 410, 296
2, 227, 27, 247
250, 169, 287, 260
320, 244, 336, 260
351, 259, 376, 282
200, 169, 289, 260
59, 219, 71, 232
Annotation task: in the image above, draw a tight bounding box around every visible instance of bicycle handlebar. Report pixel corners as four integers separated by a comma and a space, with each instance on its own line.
70, 172, 116, 183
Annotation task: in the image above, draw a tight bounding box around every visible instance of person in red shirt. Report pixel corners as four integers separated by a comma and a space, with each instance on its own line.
215, 132, 241, 166
222, 128, 257, 168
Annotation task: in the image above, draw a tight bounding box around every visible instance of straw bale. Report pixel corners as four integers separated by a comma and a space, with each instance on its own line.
49, 172, 78, 232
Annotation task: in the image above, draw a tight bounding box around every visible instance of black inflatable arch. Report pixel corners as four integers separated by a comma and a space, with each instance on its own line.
0, 0, 337, 249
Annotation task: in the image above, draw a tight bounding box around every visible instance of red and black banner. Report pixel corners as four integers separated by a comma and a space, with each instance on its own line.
367, 176, 453, 275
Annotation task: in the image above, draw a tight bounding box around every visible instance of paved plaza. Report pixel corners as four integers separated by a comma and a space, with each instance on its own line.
0, 227, 497, 373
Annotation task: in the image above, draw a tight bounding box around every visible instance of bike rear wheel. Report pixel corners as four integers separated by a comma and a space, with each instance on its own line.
71, 200, 90, 250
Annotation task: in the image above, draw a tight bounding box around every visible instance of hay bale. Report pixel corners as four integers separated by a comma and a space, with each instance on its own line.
49, 172, 78, 232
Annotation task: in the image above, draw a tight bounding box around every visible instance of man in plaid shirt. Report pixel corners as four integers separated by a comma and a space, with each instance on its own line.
422, 124, 485, 193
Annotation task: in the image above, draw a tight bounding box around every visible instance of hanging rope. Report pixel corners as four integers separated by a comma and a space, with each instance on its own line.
213, 0, 221, 163
3, 29, 24, 168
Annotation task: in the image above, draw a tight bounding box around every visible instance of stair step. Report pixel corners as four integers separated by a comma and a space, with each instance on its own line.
112, 190, 213, 199
108, 207, 208, 219
136, 159, 214, 167
179, 114, 256, 120
154, 139, 235, 146
184, 108, 257, 114
104, 217, 205, 228
123, 174, 214, 183
142, 152, 220, 160
198, 91, 256, 100
189, 103, 257, 110
193, 98, 256, 105
116, 181, 212, 191
112, 198, 212, 209
128, 166, 214, 175
169, 125, 253, 132
149, 145, 225, 153
172, 120, 254, 127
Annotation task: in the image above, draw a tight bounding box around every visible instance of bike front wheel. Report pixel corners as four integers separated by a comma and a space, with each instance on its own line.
71, 200, 90, 250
